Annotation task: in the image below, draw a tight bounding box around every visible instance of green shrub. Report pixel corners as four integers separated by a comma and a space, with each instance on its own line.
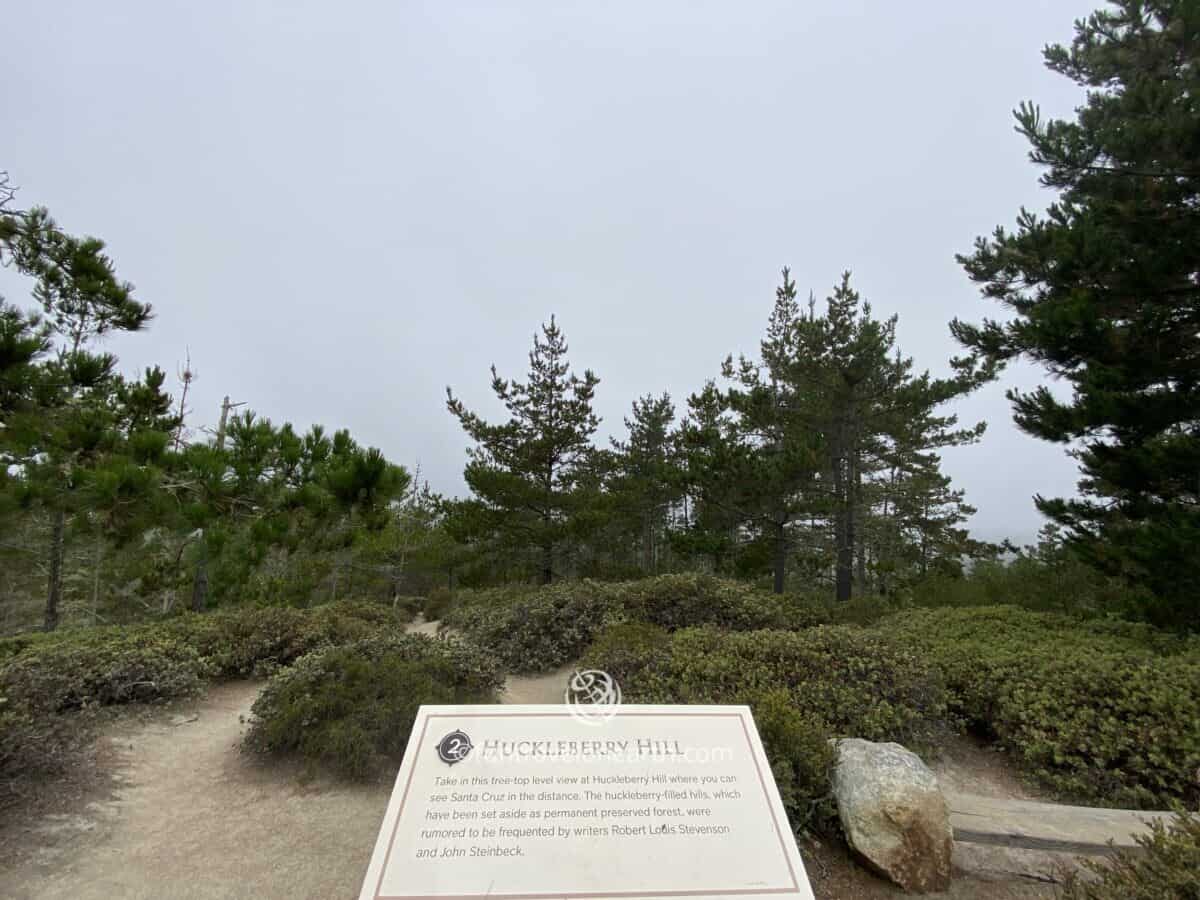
620, 574, 817, 631
159, 600, 405, 678
444, 580, 625, 672
245, 633, 504, 779
1016, 655, 1200, 807
1059, 809, 1200, 899
579, 621, 669, 687
444, 575, 831, 674
778, 591, 911, 628
582, 624, 938, 835
743, 689, 836, 835
423, 586, 454, 621
912, 555, 1145, 621
0, 628, 207, 712
0, 701, 93, 793
0, 630, 56, 664
880, 606, 1200, 808
392, 595, 425, 619
0, 601, 421, 805
586, 625, 947, 755
0, 601, 409, 714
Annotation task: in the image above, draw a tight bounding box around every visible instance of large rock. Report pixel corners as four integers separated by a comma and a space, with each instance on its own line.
831, 738, 953, 893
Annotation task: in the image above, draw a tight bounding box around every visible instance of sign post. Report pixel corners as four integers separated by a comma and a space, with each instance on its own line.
358, 704, 816, 900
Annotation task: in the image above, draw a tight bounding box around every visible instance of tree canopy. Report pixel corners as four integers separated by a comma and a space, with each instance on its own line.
954, 0, 1200, 627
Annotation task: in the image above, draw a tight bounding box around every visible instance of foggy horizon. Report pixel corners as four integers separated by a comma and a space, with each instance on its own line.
3, 1, 1101, 546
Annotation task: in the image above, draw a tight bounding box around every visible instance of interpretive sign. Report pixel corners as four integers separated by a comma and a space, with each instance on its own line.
357, 704, 816, 900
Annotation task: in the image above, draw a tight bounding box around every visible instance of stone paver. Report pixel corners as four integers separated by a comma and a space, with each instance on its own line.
947, 792, 1174, 853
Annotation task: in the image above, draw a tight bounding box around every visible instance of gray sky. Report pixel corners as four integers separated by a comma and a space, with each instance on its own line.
3, 1, 1098, 545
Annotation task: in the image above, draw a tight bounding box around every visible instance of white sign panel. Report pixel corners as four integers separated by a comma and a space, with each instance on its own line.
358, 704, 815, 900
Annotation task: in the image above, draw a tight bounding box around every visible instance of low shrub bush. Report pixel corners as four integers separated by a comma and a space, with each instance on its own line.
443, 581, 625, 672
912, 555, 1148, 622
1059, 809, 1200, 899
596, 626, 947, 754
620, 574, 818, 631
578, 621, 668, 688
444, 574, 828, 673
244, 633, 503, 779
391, 595, 425, 619
159, 600, 405, 678
0, 701, 95, 796
743, 689, 836, 834
880, 606, 1200, 808
0, 628, 207, 713
776, 591, 914, 628
423, 586, 454, 621
583, 625, 942, 834
0, 600, 410, 716
0, 630, 57, 664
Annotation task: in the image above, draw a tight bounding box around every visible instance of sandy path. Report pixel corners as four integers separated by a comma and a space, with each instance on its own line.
2, 681, 390, 900
0, 624, 577, 900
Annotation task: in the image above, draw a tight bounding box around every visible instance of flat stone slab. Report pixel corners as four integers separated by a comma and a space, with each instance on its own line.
947, 792, 1175, 854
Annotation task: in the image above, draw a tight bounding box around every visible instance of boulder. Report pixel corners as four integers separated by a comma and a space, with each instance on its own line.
831, 738, 953, 893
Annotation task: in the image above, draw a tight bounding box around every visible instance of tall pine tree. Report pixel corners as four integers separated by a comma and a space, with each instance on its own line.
446, 317, 601, 584
608, 392, 680, 574
1, 193, 152, 629
684, 270, 987, 597
953, 1, 1200, 627
708, 270, 824, 594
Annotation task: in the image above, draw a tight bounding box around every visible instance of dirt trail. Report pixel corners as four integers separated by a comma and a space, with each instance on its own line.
2, 681, 389, 900
0, 624, 578, 900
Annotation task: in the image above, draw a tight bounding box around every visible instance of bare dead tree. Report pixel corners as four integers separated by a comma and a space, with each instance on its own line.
172, 350, 196, 451
0, 170, 16, 212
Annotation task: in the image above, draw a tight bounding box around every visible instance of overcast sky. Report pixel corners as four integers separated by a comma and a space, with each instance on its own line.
4, 1, 1099, 545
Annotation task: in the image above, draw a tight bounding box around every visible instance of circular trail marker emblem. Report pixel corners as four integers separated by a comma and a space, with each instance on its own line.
436, 729, 473, 765
565, 669, 621, 726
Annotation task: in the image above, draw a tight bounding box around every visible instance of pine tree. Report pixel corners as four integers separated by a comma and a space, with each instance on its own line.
447, 317, 601, 583
787, 274, 904, 600
794, 275, 988, 599
953, 1, 1200, 627
1, 195, 152, 629
874, 445, 979, 587
358, 478, 463, 600
167, 413, 409, 610
709, 270, 824, 593
674, 382, 746, 576
608, 393, 680, 574
0, 303, 51, 512
683, 270, 987, 598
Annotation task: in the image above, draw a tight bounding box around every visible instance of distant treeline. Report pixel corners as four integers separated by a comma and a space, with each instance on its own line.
2, 0, 1198, 631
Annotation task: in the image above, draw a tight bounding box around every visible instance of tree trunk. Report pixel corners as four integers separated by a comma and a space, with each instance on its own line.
837, 514, 854, 601
772, 519, 787, 595
45, 509, 65, 631
190, 534, 208, 612
643, 512, 654, 574
919, 498, 930, 577
542, 460, 554, 585
833, 454, 853, 602
853, 455, 867, 592
91, 528, 103, 625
